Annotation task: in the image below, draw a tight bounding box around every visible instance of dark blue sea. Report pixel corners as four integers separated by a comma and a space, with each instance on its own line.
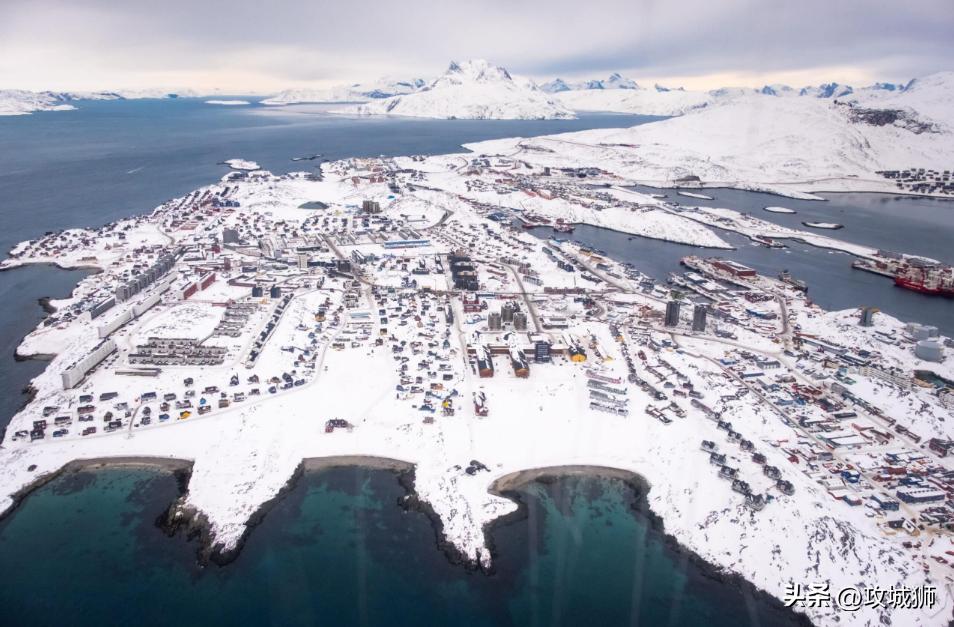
532, 185, 954, 335
0, 466, 801, 627
0, 97, 948, 626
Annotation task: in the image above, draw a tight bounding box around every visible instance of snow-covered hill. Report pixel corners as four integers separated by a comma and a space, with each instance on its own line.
0, 90, 76, 115
0, 88, 205, 115
261, 78, 426, 105
555, 86, 721, 117
342, 60, 574, 120
467, 74, 954, 196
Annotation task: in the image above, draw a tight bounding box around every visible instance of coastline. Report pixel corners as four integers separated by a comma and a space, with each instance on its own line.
487, 465, 812, 626
159, 456, 419, 567
542, 222, 737, 251
0, 259, 103, 274
630, 180, 954, 202
0, 456, 194, 528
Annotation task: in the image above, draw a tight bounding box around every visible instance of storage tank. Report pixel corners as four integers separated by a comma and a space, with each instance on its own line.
915, 339, 944, 362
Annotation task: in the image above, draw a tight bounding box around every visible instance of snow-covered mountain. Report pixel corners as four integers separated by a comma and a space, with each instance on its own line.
342, 60, 574, 120
798, 82, 855, 98
261, 78, 426, 105
757, 81, 908, 99
548, 73, 950, 118
541, 72, 638, 93
758, 84, 797, 96
850, 71, 954, 129
579, 72, 639, 90
539, 78, 572, 93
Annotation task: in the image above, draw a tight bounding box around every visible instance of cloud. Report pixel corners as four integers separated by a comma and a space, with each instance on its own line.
0, 0, 951, 91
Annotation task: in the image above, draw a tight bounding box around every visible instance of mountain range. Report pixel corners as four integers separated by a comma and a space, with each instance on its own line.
338, 60, 573, 120
2, 61, 950, 125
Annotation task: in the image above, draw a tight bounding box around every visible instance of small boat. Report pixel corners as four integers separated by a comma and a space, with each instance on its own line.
802, 221, 843, 230
752, 235, 786, 249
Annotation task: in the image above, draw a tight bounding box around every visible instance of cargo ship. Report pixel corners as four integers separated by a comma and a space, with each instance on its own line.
894, 263, 954, 296
851, 253, 953, 296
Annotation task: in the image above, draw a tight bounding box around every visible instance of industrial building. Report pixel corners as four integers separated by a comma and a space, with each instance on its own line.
896, 487, 947, 504
711, 259, 757, 278
915, 339, 945, 362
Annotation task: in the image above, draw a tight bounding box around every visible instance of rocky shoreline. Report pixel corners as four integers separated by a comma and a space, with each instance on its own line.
487, 465, 812, 626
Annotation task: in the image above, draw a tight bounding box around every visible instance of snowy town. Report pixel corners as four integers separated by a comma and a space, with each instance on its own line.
1, 145, 953, 627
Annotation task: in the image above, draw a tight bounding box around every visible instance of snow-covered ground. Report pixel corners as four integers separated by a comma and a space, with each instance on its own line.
261, 77, 426, 105
224, 159, 260, 171
339, 60, 574, 120
2, 70, 954, 626
464, 73, 954, 198
0, 90, 76, 115
555, 85, 719, 117
0, 88, 208, 115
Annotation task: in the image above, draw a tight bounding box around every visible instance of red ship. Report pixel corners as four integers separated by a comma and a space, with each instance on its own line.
893, 263, 954, 296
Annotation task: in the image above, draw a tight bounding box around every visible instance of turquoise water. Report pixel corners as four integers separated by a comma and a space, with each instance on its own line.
0, 467, 801, 626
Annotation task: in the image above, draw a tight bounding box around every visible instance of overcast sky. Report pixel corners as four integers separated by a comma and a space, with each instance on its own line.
2, 0, 952, 92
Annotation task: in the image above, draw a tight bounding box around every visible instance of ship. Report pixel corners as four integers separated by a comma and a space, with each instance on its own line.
517, 214, 551, 229
778, 269, 808, 292
893, 263, 954, 296
553, 223, 575, 233
851, 253, 954, 297
752, 235, 786, 249
801, 221, 843, 230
